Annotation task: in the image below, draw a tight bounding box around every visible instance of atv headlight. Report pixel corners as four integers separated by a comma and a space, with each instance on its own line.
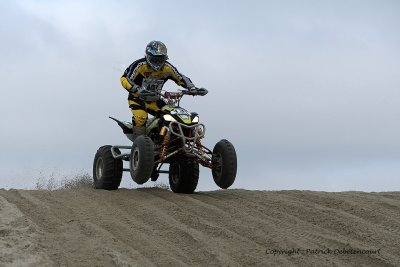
163, 114, 177, 122
192, 116, 199, 123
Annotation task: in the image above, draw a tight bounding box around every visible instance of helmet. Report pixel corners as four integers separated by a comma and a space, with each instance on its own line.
145, 41, 168, 70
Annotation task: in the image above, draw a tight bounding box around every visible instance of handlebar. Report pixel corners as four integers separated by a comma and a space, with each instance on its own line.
142, 87, 208, 98
183, 87, 208, 96
130, 87, 208, 100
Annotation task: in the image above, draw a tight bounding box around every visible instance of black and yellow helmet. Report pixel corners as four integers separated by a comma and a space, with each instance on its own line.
145, 41, 168, 70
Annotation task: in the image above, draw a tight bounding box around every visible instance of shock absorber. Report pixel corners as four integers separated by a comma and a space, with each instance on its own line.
159, 126, 170, 160
195, 125, 205, 153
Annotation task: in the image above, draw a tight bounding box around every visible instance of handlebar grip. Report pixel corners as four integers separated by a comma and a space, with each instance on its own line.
196, 88, 208, 96
182, 88, 208, 96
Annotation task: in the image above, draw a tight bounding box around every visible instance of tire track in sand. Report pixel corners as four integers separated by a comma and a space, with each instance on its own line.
0, 188, 399, 266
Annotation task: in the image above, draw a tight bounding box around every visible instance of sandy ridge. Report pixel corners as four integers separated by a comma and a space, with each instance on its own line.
0, 188, 399, 266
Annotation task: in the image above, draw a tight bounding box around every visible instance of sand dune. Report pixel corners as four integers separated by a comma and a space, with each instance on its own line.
0, 188, 399, 266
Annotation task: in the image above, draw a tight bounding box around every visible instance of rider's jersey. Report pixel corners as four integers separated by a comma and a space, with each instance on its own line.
121, 57, 193, 98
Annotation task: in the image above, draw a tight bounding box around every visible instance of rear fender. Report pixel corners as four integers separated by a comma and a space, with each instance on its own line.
109, 116, 133, 134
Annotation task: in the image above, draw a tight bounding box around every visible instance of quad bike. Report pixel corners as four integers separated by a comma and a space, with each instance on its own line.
93, 87, 237, 193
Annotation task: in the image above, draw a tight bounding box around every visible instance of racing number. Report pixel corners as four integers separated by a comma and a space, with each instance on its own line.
143, 79, 164, 92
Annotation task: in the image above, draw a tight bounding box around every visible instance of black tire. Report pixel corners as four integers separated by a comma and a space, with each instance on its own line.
93, 145, 123, 190
212, 139, 237, 189
169, 160, 199, 194
130, 136, 155, 184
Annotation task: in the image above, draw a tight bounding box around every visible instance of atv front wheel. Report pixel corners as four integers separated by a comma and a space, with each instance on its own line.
212, 139, 237, 189
93, 145, 123, 190
130, 136, 155, 184
169, 160, 199, 194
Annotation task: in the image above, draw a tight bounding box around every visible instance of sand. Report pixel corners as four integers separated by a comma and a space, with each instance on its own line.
0, 188, 399, 266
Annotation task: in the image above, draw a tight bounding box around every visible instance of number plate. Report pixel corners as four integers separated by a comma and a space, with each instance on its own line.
142, 79, 164, 92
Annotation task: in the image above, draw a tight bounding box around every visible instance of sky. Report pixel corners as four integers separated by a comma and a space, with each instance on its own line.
0, 0, 399, 191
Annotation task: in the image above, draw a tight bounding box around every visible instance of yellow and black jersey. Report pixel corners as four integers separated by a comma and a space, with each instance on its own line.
120, 58, 193, 97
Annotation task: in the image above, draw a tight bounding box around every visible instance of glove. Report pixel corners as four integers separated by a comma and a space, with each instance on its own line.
129, 85, 147, 94
128, 85, 141, 94
130, 85, 152, 96
137, 86, 148, 95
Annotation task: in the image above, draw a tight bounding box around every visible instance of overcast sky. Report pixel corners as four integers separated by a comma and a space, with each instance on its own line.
1, 0, 399, 191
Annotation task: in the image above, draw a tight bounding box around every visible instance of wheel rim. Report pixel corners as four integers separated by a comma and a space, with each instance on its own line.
96, 157, 104, 180
213, 153, 223, 177
131, 147, 140, 171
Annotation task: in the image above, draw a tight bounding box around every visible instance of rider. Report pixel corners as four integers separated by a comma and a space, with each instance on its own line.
120, 41, 196, 139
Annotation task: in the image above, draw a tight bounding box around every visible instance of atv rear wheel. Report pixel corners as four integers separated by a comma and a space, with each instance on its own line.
93, 145, 123, 190
169, 160, 199, 194
212, 139, 237, 189
130, 136, 155, 184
